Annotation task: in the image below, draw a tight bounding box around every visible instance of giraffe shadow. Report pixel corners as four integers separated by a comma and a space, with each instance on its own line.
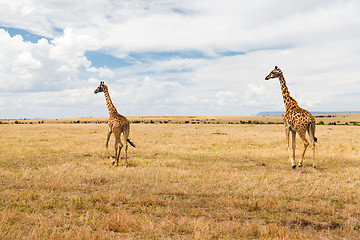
86, 154, 137, 167
298, 165, 327, 172
125, 162, 138, 168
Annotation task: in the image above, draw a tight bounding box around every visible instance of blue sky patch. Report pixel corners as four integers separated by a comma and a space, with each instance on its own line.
129, 50, 209, 61
85, 51, 135, 68
86, 50, 209, 69
1, 27, 50, 43
220, 51, 246, 56
172, 8, 194, 15
86, 49, 247, 70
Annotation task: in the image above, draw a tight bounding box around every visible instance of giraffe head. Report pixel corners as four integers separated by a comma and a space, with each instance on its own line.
265, 66, 282, 80
94, 81, 106, 94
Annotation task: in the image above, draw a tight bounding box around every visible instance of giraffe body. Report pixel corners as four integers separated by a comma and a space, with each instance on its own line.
94, 81, 135, 167
266, 66, 317, 168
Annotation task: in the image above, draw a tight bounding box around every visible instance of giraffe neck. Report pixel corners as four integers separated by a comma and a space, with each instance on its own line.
279, 73, 298, 110
103, 86, 119, 117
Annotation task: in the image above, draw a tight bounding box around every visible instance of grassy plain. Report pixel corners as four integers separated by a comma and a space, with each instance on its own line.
1, 117, 360, 239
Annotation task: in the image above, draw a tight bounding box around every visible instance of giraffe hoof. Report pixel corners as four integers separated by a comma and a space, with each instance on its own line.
299, 164, 303, 168
292, 165, 296, 169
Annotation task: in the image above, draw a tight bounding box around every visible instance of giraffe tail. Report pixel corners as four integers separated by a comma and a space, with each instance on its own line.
127, 139, 136, 148
309, 121, 317, 143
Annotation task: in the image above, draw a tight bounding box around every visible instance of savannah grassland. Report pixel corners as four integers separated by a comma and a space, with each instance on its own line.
1, 115, 360, 239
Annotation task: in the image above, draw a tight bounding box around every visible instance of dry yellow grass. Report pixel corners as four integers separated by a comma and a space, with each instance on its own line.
1, 120, 360, 239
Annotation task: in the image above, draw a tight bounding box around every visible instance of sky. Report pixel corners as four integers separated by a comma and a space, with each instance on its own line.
0, 0, 359, 119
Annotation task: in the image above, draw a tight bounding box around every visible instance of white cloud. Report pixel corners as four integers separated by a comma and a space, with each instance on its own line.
0, 28, 100, 93
0, 0, 360, 118
15, 52, 42, 69
87, 67, 115, 79
243, 84, 272, 107
118, 76, 181, 105
215, 91, 237, 106
49, 28, 98, 69
1, 0, 357, 54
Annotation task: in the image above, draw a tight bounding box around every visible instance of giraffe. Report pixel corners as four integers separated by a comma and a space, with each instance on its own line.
94, 81, 135, 167
265, 66, 317, 168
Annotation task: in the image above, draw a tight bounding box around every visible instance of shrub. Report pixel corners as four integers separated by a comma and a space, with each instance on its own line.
317, 121, 325, 125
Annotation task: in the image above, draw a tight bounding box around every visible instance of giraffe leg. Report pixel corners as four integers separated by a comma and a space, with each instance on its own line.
291, 130, 296, 167
124, 142, 128, 167
114, 138, 119, 166
105, 129, 115, 165
307, 126, 316, 168
115, 139, 123, 167
286, 127, 296, 168
123, 129, 130, 167
312, 143, 316, 168
298, 131, 309, 167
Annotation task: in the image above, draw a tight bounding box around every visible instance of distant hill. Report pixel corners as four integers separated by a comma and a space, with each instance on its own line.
256, 111, 360, 116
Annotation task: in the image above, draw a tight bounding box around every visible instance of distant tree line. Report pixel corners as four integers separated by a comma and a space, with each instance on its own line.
1, 119, 359, 126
